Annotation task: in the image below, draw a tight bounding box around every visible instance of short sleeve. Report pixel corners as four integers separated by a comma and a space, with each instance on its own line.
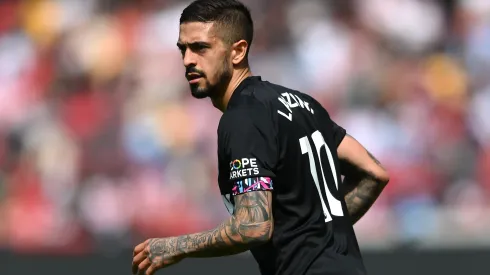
332, 120, 347, 148
218, 106, 277, 195
306, 93, 346, 148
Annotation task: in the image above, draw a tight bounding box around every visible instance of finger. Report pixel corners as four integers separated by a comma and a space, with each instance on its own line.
132, 252, 146, 274
137, 258, 151, 275
145, 264, 158, 275
134, 241, 148, 254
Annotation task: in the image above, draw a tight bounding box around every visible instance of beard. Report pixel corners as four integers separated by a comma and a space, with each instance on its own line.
188, 57, 232, 99
190, 80, 213, 99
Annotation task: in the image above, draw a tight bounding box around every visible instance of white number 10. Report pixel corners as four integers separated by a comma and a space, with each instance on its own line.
299, 130, 343, 222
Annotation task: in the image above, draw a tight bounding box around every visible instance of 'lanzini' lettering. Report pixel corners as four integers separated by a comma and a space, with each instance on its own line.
277, 92, 314, 121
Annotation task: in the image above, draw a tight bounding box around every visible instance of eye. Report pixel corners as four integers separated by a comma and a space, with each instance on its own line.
197, 46, 207, 54
178, 46, 186, 56
190, 43, 210, 54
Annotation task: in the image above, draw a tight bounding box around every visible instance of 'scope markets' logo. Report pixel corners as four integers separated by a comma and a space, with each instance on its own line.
229, 158, 259, 180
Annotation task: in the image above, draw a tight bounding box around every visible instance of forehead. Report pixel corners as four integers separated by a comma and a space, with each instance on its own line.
178, 22, 219, 44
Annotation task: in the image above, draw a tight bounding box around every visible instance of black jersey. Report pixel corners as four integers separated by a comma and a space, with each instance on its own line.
217, 76, 367, 275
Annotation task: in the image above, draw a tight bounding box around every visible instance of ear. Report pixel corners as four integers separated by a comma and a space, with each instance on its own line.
231, 40, 248, 65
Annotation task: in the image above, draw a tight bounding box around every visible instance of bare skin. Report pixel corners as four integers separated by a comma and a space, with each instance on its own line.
132, 191, 273, 275
176, 22, 251, 111
338, 135, 390, 224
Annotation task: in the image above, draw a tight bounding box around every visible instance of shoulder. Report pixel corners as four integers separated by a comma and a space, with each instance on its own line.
228, 77, 295, 110
218, 104, 271, 135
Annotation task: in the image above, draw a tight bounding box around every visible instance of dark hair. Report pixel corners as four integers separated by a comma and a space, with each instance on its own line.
180, 0, 254, 56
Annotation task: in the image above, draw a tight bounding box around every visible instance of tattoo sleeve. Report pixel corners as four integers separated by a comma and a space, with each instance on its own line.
342, 150, 388, 224
153, 190, 273, 258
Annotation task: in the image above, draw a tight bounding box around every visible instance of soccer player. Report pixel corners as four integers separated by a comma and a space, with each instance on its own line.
132, 1, 389, 274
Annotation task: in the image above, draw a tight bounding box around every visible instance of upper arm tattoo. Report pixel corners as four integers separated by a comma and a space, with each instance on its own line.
232, 191, 273, 242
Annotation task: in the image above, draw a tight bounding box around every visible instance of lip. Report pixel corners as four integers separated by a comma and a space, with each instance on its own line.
188, 77, 201, 84
187, 73, 202, 84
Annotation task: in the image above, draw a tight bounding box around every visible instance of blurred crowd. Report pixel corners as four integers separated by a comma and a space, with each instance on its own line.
0, 0, 489, 254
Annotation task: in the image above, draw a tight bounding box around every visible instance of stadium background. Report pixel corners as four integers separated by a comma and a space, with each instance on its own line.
1, 0, 489, 274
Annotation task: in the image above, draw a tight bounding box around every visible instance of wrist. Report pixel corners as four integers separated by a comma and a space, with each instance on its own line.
173, 235, 192, 258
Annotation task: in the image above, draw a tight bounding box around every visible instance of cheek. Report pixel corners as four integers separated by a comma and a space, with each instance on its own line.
204, 63, 221, 83
202, 51, 229, 83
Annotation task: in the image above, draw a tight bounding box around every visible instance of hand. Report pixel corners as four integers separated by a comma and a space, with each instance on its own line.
132, 238, 185, 275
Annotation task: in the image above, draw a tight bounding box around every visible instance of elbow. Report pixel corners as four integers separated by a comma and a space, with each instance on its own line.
377, 170, 390, 186
240, 221, 274, 246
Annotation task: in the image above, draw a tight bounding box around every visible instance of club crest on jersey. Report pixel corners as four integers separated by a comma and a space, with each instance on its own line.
229, 158, 260, 180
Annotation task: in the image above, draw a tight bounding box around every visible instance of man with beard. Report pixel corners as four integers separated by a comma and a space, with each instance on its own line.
132, 1, 390, 275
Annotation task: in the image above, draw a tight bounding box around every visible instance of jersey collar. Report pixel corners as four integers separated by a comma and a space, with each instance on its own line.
227, 76, 262, 110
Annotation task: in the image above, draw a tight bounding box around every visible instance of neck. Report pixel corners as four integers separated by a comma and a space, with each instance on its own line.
211, 67, 252, 112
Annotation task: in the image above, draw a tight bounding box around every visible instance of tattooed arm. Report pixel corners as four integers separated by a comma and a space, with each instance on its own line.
132, 190, 273, 274
179, 190, 273, 258
337, 135, 390, 224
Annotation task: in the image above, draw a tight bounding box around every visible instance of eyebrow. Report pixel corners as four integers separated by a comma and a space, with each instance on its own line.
176, 41, 212, 49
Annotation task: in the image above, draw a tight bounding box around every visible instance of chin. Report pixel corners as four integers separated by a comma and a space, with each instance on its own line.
190, 86, 209, 99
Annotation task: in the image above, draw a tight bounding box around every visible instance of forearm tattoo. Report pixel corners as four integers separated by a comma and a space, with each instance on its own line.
344, 150, 387, 224
149, 191, 273, 259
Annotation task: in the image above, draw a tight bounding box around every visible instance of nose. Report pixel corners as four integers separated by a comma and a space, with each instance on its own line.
183, 49, 197, 68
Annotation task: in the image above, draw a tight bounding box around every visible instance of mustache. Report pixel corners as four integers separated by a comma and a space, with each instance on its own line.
185, 67, 205, 77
